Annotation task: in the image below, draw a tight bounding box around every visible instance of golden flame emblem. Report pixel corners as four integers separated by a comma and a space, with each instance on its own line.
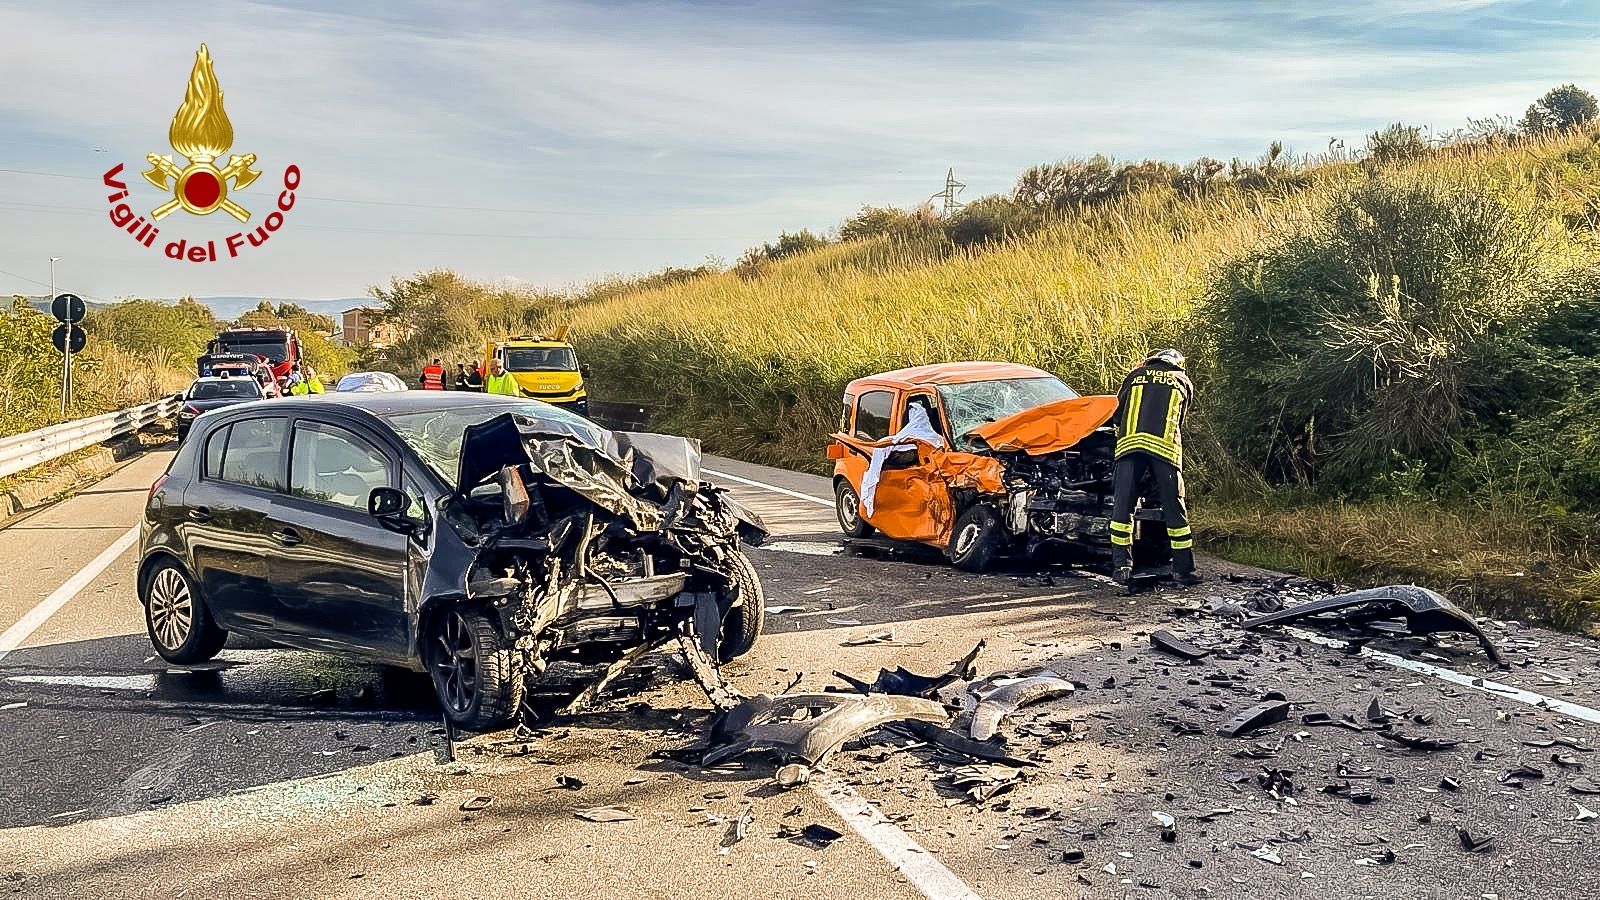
142, 44, 261, 222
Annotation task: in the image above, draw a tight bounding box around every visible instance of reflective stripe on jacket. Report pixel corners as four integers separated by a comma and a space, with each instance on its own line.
485, 372, 520, 396
1114, 364, 1193, 467
421, 365, 445, 390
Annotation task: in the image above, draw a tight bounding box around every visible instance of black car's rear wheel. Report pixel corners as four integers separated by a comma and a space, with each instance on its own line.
142, 559, 226, 664
426, 606, 522, 731
835, 479, 873, 538
717, 550, 765, 661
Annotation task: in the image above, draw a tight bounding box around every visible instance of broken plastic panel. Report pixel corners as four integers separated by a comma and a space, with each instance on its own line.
702, 693, 951, 767
1239, 585, 1504, 666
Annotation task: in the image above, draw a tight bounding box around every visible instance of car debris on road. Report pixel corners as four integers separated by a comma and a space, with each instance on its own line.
1239, 585, 1505, 666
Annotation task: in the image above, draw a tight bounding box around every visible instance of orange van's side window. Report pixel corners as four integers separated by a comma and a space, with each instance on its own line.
855, 390, 895, 441
840, 395, 855, 434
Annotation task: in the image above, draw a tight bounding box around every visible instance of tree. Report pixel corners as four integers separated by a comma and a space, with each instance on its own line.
1520, 84, 1598, 132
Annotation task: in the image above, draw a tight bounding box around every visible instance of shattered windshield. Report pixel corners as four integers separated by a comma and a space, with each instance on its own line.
937, 376, 1079, 448
383, 401, 606, 485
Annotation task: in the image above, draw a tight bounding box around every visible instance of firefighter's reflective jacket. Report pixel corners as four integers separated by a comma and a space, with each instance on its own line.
1114, 364, 1193, 467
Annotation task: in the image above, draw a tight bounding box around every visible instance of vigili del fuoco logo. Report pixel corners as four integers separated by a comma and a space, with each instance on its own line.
102, 43, 301, 262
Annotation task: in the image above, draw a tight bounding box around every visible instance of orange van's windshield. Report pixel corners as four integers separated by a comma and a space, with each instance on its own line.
937, 376, 1078, 447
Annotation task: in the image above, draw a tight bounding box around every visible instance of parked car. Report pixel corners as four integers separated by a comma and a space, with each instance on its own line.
139, 393, 766, 729
335, 371, 409, 393
826, 362, 1168, 572
176, 375, 267, 440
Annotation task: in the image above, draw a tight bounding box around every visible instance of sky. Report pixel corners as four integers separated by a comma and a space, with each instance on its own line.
1, 0, 1597, 303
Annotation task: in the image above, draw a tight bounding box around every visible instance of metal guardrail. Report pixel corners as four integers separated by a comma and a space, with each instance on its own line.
0, 396, 181, 479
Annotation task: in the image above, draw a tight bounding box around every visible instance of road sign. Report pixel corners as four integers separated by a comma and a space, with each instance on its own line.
52, 324, 86, 355
51, 293, 86, 324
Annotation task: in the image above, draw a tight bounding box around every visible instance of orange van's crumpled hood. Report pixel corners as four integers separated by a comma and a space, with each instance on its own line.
967, 395, 1119, 455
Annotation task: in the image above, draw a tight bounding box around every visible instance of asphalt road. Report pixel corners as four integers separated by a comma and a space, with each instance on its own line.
1, 444, 1598, 900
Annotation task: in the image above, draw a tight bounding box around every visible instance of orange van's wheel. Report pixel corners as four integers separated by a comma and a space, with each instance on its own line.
835, 479, 874, 538
949, 506, 1001, 573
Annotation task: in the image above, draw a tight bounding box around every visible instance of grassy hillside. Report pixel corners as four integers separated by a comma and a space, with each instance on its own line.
376, 127, 1600, 629
0, 300, 190, 438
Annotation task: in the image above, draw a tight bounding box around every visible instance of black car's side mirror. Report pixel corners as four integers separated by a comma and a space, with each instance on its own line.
369, 486, 418, 534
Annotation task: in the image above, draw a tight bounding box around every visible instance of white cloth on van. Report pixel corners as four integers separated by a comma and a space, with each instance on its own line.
860, 404, 944, 517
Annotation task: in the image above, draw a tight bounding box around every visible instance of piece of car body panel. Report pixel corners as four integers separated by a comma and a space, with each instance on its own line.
967, 674, 1076, 741
702, 693, 951, 767
1240, 585, 1504, 665
967, 395, 1119, 456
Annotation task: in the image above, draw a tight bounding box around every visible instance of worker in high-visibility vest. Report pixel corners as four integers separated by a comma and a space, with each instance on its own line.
303, 365, 325, 393
420, 358, 446, 390
1109, 348, 1201, 587
484, 358, 520, 396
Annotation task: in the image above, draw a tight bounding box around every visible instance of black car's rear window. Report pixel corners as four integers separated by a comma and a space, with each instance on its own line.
190, 380, 263, 401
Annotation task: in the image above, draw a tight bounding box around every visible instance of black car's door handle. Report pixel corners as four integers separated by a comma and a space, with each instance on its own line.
188, 506, 212, 523
271, 528, 303, 547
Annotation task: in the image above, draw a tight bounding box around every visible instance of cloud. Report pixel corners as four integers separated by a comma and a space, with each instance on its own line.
0, 0, 1596, 299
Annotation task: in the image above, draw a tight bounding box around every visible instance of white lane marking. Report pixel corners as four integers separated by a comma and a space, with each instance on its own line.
7, 674, 157, 691
713, 465, 1600, 729
1284, 627, 1600, 726
0, 524, 139, 664
703, 467, 832, 507
754, 540, 843, 557
811, 772, 982, 900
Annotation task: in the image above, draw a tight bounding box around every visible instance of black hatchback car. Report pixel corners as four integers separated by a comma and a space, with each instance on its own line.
176, 375, 267, 440
140, 393, 767, 729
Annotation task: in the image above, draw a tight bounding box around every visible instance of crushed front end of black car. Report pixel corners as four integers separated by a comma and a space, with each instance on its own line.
424, 412, 768, 728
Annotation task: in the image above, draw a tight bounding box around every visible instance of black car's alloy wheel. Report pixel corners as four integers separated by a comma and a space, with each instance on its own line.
426, 606, 522, 731
142, 560, 226, 664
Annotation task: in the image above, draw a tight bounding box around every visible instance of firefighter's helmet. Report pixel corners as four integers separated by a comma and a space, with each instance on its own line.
1144, 348, 1186, 369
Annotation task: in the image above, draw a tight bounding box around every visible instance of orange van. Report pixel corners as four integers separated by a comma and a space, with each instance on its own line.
826, 362, 1169, 572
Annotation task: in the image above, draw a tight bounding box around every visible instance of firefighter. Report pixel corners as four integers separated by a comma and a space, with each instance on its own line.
484, 358, 520, 396
1109, 348, 1201, 586
464, 361, 485, 392
420, 357, 446, 390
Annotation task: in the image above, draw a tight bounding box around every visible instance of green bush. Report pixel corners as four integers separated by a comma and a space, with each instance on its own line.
944, 195, 1050, 247
840, 204, 943, 243
1365, 123, 1430, 166
1203, 172, 1570, 486
83, 297, 216, 366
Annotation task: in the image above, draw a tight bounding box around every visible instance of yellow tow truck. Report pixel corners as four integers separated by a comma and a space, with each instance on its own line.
483, 328, 589, 415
